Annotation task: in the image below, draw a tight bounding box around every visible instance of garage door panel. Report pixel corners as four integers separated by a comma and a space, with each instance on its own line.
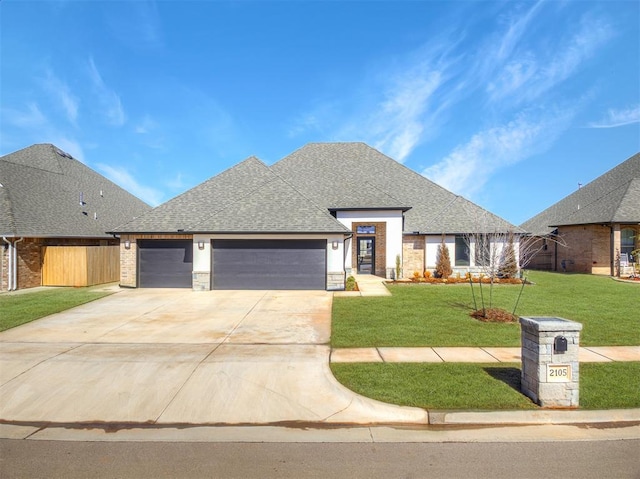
213, 240, 326, 290
138, 240, 193, 288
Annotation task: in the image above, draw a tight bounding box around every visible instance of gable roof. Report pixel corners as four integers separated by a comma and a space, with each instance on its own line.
0, 144, 151, 238
521, 152, 640, 235
273, 143, 519, 234
112, 156, 350, 234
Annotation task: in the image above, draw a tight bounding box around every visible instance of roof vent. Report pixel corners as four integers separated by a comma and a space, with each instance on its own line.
79, 192, 86, 206
53, 146, 72, 159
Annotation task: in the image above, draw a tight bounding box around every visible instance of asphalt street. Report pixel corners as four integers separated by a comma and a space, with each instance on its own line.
2, 438, 639, 478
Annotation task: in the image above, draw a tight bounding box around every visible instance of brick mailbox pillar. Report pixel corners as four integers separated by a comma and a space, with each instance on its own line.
519, 316, 582, 408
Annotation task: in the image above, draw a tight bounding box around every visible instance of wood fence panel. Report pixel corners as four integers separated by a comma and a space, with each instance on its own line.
86, 246, 120, 285
42, 246, 119, 286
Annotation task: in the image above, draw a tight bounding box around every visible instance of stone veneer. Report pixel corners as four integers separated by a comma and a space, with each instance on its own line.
327, 271, 345, 291
520, 316, 582, 408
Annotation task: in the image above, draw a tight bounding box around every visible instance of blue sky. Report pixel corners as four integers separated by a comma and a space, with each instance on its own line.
1, 0, 638, 226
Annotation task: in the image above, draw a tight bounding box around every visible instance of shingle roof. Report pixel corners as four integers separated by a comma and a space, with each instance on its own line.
520, 153, 640, 235
272, 142, 519, 234
114, 142, 519, 235
0, 144, 151, 238
112, 156, 350, 234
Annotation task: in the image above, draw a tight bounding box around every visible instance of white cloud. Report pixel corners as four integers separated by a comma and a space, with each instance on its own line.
588, 105, 640, 128
423, 109, 576, 198
88, 57, 126, 127
42, 69, 79, 125
134, 115, 157, 134
97, 163, 164, 206
486, 12, 613, 105
2, 103, 47, 129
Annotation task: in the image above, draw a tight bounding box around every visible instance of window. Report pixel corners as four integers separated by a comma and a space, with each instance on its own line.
621, 228, 636, 261
474, 234, 491, 267
455, 235, 469, 266
356, 225, 376, 234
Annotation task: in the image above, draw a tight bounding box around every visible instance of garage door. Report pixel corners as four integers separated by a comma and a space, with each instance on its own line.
212, 239, 326, 290
138, 240, 193, 288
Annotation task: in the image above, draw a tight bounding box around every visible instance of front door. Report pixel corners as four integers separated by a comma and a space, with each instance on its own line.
357, 237, 375, 274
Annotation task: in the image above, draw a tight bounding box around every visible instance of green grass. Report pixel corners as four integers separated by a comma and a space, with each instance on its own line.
580, 362, 640, 409
332, 271, 640, 347
331, 362, 640, 410
0, 287, 115, 331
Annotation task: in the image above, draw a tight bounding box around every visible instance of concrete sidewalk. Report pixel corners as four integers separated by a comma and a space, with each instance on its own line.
331, 346, 640, 363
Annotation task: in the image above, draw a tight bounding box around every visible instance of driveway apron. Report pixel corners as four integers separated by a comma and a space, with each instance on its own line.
0, 289, 427, 425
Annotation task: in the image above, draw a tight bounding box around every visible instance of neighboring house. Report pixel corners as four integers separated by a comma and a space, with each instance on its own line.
112, 142, 520, 291
520, 152, 640, 276
0, 144, 151, 291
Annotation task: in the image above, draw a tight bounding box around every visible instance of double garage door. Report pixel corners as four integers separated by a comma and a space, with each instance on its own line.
138, 239, 326, 290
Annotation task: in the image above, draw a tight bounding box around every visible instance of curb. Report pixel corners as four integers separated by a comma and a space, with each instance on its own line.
427, 408, 640, 425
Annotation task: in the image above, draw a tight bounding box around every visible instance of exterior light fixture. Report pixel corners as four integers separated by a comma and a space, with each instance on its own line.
124, 240, 131, 250
198, 241, 205, 250
332, 241, 339, 250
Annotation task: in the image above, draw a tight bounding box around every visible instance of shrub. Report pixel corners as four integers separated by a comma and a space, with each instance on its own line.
423, 270, 432, 279
345, 276, 357, 291
435, 235, 452, 278
413, 271, 422, 279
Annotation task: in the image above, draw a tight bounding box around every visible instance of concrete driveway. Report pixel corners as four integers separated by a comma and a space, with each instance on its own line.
0, 288, 427, 425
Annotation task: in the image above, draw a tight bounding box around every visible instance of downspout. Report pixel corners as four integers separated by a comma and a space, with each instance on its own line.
609, 225, 615, 277
13, 238, 24, 290
2, 237, 11, 291
343, 234, 353, 280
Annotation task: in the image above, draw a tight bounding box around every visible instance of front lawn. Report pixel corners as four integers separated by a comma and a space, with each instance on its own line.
332, 271, 639, 347
330, 362, 640, 410
0, 286, 115, 331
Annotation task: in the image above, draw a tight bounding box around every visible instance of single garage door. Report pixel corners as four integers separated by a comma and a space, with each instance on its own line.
212, 239, 326, 290
138, 240, 193, 288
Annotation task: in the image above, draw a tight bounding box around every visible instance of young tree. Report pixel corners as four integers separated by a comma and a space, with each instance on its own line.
498, 231, 518, 278
435, 235, 452, 278
463, 210, 566, 320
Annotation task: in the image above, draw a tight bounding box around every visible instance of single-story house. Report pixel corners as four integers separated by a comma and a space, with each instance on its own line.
520, 152, 639, 275
0, 144, 151, 291
112, 142, 520, 291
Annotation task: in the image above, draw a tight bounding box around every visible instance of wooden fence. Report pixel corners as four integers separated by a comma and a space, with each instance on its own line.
42, 245, 120, 287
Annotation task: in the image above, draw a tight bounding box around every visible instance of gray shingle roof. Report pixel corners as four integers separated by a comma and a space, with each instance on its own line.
0, 144, 151, 238
113, 156, 350, 234
520, 153, 640, 235
114, 142, 519, 235
273, 143, 519, 234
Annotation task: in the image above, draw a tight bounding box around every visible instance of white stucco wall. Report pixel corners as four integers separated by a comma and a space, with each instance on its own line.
336, 210, 404, 271
424, 234, 521, 273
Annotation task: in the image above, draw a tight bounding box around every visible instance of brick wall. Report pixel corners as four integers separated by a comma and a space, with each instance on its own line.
557, 225, 610, 274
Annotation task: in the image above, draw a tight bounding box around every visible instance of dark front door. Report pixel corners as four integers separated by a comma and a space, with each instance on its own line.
357, 237, 375, 274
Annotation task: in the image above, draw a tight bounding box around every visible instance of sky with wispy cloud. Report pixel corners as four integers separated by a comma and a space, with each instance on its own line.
1, 0, 638, 224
